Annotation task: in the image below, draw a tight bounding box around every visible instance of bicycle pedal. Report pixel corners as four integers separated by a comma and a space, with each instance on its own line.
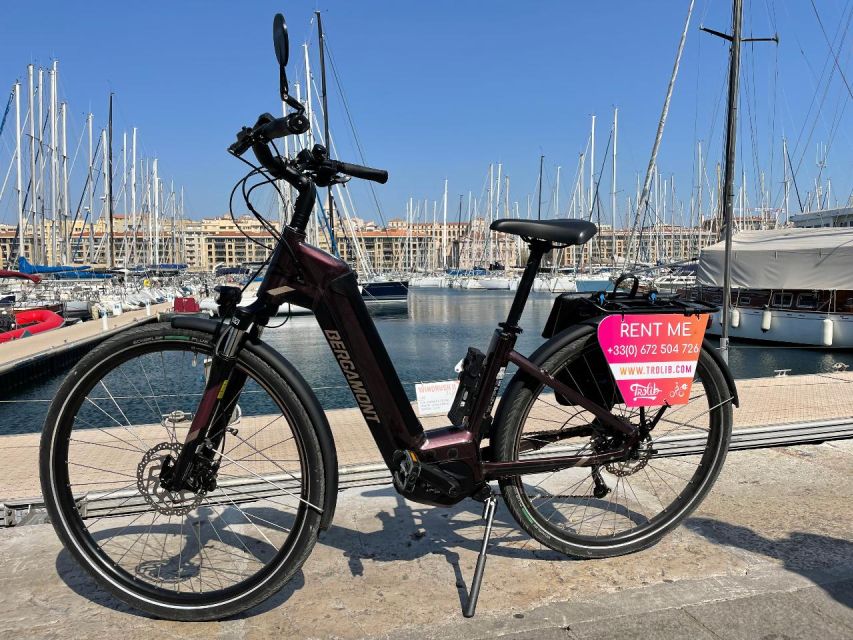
392, 450, 420, 494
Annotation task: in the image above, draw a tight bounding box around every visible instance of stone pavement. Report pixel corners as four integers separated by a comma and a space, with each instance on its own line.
0, 438, 851, 639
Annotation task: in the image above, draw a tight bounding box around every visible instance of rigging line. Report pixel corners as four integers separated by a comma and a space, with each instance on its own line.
322, 38, 387, 228
790, 13, 853, 207
588, 132, 613, 261
0, 87, 12, 140
745, 40, 764, 210
768, 29, 779, 216
810, 0, 853, 103
788, 1, 852, 175
813, 8, 853, 193
627, 0, 695, 269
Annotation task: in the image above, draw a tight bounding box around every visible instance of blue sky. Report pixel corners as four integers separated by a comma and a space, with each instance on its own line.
1, 1, 851, 226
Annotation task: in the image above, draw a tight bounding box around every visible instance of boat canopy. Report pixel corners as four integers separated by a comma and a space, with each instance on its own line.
0, 270, 41, 283
17, 256, 92, 274
698, 227, 853, 290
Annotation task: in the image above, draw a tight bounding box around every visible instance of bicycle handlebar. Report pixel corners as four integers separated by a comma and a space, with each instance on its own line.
230, 113, 388, 233
329, 160, 388, 184
228, 112, 309, 157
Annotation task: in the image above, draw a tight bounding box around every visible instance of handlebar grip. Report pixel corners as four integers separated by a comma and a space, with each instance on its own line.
333, 160, 389, 184
258, 113, 310, 141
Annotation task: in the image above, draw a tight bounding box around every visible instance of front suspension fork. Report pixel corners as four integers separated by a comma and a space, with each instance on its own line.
162, 316, 252, 492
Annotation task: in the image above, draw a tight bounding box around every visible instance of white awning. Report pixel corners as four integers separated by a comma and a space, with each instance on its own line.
697, 227, 853, 290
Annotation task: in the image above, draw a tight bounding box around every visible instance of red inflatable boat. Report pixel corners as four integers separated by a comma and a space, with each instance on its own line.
0, 309, 64, 343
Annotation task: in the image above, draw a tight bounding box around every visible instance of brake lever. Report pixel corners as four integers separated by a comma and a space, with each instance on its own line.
228, 127, 254, 156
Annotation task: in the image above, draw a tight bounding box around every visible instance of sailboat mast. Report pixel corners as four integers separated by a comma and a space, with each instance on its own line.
108, 93, 115, 268
554, 166, 560, 217
588, 114, 596, 216
315, 11, 335, 254
37, 67, 45, 263
611, 107, 617, 261
27, 66, 36, 262
536, 155, 544, 220
14, 81, 24, 261
782, 137, 789, 225
697, 140, 703, 255
87, 113, 95, 263
442, 178, 448, 269
61, 101, 69, 264
153, 158, 159, 266
131, 127, 137, 264
717, 0, 743, 363
121, 131, 127, 262
50, 61, 58, 265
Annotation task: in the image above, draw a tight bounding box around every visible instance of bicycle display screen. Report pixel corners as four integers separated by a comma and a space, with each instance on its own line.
597, 313, 709, 407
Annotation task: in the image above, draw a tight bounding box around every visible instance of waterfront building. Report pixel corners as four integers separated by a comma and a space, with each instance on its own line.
4, 210, 771, 273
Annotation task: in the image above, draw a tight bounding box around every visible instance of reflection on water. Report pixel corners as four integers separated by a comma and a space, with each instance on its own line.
2, 289, 852, 435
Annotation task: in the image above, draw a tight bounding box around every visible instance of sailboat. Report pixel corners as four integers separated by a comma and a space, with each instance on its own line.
309, 11, 408, 307
696, 227, 853, 347
17, 256, 113, 280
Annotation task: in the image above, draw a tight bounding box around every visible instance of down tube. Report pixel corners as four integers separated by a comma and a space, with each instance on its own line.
312, 271, 424, 464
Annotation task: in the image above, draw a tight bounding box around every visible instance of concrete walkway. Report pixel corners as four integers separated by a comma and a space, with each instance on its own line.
1, 438, 851, 639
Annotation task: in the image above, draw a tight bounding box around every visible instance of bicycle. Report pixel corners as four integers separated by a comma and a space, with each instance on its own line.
40, 13, 737, 621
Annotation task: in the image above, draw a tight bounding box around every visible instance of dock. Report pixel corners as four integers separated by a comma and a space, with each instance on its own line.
0, 303, 171, 389
1, 370, 851, 524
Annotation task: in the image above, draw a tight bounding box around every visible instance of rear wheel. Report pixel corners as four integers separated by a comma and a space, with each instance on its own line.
40, 323, 326, 620
494, 331, 732, 558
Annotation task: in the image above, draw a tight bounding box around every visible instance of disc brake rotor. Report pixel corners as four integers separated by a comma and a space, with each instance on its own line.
136, 442, 205, 516
605, 437, 653, 477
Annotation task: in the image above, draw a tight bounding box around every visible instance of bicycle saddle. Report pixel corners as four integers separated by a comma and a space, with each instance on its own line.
490, 218, 598, 246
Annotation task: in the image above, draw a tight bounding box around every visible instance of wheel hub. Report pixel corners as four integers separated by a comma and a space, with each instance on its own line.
136, 442, 205, 515
604, 437, 653, 477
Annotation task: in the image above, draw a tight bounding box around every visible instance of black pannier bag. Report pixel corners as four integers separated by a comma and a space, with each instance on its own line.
541, 274, 718, 408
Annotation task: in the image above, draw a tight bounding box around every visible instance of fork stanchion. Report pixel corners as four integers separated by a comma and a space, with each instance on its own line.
463, 493, 498, 618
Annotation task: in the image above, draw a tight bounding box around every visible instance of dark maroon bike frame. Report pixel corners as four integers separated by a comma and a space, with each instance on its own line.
172, 223, 637, 500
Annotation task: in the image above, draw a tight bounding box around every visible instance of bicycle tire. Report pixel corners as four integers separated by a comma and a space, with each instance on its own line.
493, 329, 732, 559
40, 323, 327, 620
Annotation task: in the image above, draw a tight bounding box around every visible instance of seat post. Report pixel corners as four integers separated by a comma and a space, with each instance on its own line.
503, 240, 550, 329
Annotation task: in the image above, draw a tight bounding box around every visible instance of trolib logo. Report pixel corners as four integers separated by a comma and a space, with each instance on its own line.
630, 382, 661, 402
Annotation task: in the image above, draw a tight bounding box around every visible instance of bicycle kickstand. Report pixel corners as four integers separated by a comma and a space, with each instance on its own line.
463, 492, 498, 618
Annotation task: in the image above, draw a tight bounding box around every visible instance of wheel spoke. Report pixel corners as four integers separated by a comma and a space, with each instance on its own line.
503, 336, 730, 546
47, 332, 319, 606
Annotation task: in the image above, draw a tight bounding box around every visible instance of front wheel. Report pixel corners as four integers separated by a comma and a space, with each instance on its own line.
493, 330, 732, 559
40, 323, 327, 620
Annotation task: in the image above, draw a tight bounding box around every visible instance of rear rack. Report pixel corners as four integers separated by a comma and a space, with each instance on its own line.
542, 273, 718, 338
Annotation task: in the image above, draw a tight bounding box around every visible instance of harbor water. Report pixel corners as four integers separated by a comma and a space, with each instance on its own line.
2, 288, 852, 436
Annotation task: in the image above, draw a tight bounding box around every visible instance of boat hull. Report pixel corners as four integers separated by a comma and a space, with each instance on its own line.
706, 307, 853, 348
0, 309, 64, 343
